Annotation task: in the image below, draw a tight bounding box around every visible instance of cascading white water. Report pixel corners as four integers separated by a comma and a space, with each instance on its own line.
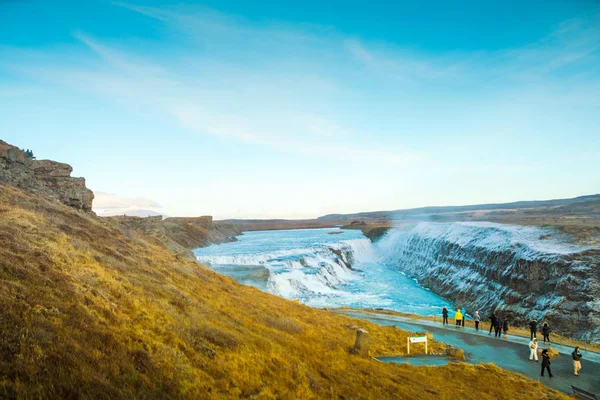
375, 221, 600, 342
193, 228, 452, 313
194, 229, 371, 299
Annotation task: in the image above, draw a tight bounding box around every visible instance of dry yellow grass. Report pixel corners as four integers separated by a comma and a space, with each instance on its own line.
0, 184, 567, 399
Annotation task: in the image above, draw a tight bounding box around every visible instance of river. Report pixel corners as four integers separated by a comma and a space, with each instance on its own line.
193, 227, 452, 315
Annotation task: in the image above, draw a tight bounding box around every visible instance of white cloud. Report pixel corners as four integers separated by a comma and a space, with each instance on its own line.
93, 191, 162, 209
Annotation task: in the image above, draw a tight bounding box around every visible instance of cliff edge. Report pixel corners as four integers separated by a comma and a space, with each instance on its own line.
0, 140, 94, 212
107, 215, 242, 259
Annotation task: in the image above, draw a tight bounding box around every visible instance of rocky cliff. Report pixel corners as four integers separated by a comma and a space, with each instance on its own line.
377, 222, 600, 342
0, 140, 94, 211
107, 215, 242, 259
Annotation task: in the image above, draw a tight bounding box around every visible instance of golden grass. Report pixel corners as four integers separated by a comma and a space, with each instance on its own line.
0, 184, 566, 399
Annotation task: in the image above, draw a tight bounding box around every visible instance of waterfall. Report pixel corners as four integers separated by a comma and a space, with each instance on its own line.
375, 222, 600, 342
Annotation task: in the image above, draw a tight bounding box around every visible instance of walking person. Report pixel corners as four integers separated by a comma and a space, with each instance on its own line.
455, 308, 463, 328
474, 311, 481, 331
488, 312, 497, 335
461, 306, 466, 327
442, 307, 449, 326
494, 315, 503, 337
541, 349, 553, 377
542, 322, 551, 344
529, 319, 537, 340
502, 318, 509, 338
528, 338, 539, 361
572, 346, 582, 376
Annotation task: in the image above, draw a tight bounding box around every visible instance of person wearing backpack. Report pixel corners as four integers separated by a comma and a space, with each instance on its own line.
541, 349, 553, 377
572, 346, 582, 376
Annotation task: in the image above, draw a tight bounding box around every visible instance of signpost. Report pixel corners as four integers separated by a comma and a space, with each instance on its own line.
407, 336, 428, 355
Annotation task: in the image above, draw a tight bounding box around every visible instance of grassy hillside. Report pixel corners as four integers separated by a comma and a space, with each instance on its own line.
106, 215, 242, 259
0, 184, 565, 399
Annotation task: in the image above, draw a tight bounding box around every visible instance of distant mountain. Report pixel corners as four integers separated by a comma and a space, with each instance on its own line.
318, 194, 600, 221
96, 208, 165, 218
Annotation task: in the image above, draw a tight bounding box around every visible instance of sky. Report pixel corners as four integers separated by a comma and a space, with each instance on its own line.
1, 1, 599, 219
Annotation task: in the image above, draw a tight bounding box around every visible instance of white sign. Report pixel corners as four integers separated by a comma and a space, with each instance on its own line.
407, 336, 428, 354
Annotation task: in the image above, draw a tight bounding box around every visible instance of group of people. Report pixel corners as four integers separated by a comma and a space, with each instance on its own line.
488, 312, 510, 338
442, 307, 586, 378
528, 337, 584, 377
441, 307, 508, 336
528, 319, 552, 343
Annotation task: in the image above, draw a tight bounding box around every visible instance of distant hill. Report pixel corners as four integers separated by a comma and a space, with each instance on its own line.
96, 208, 165, 218
318, 194, 600, 221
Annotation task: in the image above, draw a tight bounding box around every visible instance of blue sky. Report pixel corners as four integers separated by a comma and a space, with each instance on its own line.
1, 1, 599, 218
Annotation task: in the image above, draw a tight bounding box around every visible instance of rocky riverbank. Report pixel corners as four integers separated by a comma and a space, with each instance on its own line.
376, 222, 600, 343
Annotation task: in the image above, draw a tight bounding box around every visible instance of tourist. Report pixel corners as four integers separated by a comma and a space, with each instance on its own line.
541, 349, 553, 377
502, 318, 509, 338
528, 338, 538, 361
489, 312, 497, 335
494, 315, 503, 338
455, 309, 462, 328
572, 346, 582, 376
442, 307, 449, 325
461, 306, 466, 327
529, 319, 537, 340
474, 311, 481, 331
542, 322, 551, 344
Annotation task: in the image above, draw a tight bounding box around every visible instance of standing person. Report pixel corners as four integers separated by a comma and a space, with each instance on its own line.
442, 307, 449, 326
489, 312, 497, 335
494, 315, 503, 338
572, 347, 582, 376
542, 322, 551, 344
502, 318, 509, 338
541, 349, 553, 377
529, 319, 538, 340
474, 311, 481, 331
461, 306, 466, 327
528, 338, 539, 361
455, 309, 463, 328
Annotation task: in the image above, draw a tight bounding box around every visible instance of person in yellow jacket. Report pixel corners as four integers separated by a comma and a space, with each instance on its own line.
455, 309, 463, 328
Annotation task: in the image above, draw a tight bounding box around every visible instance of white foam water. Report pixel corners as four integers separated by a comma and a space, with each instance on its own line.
193, 227, 452, 314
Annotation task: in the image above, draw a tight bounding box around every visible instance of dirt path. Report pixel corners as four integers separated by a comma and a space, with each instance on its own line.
334, 309, 600, 396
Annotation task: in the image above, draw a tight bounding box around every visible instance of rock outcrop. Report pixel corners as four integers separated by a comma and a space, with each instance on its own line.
352, 329, 370, 357
377, 222, 600, 342
0, 140, 94, 211
108, 215, 242, 259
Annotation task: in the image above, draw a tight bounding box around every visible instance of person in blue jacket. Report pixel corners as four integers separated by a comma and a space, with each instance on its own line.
494, 315, 503, 338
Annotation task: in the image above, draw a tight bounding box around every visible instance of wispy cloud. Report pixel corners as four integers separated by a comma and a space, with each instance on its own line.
93, 191, 162, 209
17, 12, 422, 166
3, 2, 600, 171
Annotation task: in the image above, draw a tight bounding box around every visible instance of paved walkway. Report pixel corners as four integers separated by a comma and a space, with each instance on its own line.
333, 309, 600, 396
